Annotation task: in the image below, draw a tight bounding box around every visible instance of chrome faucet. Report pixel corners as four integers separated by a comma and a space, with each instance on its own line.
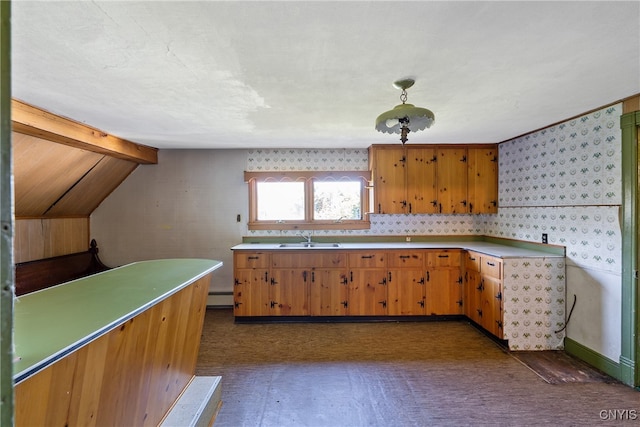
296, 232, 312, 244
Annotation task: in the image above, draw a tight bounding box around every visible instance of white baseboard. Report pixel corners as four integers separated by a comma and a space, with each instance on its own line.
207, 293, 233, 307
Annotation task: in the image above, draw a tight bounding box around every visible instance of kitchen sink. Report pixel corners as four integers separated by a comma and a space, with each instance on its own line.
278, 242, 340, 248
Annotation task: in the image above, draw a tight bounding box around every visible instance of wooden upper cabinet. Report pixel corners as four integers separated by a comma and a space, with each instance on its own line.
467, 147, 498, 214
370, 144, 498, 215
371, 145, 438, 214
406, 147, 438, 214
436, 147, 468, 214
371, 146, 406, 214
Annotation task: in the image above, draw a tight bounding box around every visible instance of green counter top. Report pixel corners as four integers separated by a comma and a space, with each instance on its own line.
13, 258, 222, 384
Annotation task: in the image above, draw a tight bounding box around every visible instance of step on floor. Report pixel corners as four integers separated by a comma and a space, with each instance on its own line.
161, 376, 222, 427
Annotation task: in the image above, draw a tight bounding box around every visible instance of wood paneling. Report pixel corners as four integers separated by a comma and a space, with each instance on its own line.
12, 99, 157, 164
13, 133, 104, 217
14, 218, 89, 263
46, 155, 137, 216
13, 132, 138, 218
14, 275, 210, 427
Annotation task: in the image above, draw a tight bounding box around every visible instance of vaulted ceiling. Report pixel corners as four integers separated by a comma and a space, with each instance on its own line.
11, 1, 640, 149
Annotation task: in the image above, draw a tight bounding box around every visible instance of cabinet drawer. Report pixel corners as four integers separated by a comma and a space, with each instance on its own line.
234, 252, 270, 268
348, 252, 386, 268
426, 250, 461, 267
272, 252, 346, 268
387, 251, 424, 268
481, 256, 502, 279
465, 251, 481, 272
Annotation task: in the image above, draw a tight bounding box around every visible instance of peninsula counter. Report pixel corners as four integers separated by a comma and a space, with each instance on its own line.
14, 258, 222, 426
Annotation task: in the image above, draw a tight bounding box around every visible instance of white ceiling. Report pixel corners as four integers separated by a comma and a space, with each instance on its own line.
11, 1, 640, 150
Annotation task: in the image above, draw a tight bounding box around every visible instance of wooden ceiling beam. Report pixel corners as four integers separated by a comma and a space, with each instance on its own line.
11, 99, 158, 165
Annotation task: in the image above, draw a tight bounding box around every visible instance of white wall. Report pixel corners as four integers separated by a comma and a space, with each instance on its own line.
91, 149, 248, 295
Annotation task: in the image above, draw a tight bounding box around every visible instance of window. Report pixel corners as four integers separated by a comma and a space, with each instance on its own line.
245, 171, 371, 230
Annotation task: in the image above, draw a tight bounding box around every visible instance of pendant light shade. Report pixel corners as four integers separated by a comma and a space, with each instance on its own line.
375, 78, 434, 144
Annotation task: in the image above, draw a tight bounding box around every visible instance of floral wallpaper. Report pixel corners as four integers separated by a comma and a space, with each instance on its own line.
485, 103, 623, 274
498, 105, 621, 207
246, 148, 369, 171
503, 258, 567, 350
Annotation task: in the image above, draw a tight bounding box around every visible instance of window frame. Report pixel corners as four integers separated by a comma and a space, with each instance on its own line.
245, 170, 371, 230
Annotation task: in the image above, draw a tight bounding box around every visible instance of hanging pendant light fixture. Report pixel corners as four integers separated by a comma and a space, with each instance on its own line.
375, 78, 434, 144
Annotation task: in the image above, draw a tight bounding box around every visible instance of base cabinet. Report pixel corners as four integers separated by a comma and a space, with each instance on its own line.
464, 251, 503, 338
235, 249, 464, 318
233, 246, 566, 350
233, 251, 271, 316
270, 269, 310, 315
309, 269, 349, 316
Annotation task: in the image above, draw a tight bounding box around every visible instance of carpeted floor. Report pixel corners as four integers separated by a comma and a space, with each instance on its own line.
196, 308, 639, 426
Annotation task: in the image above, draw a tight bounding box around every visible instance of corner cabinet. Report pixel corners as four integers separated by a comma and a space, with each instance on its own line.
370, 144, 498, 214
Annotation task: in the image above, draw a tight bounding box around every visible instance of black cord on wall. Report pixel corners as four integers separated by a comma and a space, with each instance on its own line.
554, 294, 577, 334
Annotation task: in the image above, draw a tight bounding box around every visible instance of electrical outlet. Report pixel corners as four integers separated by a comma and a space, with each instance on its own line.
542, 233, 548, 244
406, 236, 411, 242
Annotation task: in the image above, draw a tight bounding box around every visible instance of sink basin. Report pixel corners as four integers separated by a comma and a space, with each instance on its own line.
278, 243, 340, 248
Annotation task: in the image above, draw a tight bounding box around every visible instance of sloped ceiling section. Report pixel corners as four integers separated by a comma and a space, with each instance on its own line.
13, 133, 138, 218
12, 100, 157, 219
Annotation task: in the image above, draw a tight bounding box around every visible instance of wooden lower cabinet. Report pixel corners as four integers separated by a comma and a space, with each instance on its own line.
348, 268, 388, 315
234, 251, 271, 316
234, 268, 270, 316
425, 250, 463, 315
387, 268, 425, 315
233, 248, 470, 319
425, 268, 463, 315
463, 251, 503, 338
309, 268, 348, 316
270, 269, 310, 315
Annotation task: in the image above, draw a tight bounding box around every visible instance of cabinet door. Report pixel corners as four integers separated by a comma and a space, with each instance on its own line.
270, 269, 309, 316
436, 147, 468, 213
406, 147, 438, 213
309, 269, 348, 316
425, 268, 463, 315
372, 146, 406, 214
482, 276, 503, 338
467, 147, 498, 214
234, 269, 270, 316
387, 269, 425, 315
348, 269, 388, 315
464, 269, 482, 323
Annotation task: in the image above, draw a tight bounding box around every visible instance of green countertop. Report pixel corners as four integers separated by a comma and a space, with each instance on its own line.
13, 258, 222, 384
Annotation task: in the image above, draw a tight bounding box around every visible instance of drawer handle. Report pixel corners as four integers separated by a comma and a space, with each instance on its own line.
361, 255, 374, 259
399, 255, 411, 259
248, 256, 260, 260
438, 255, 449, 258
486, 261, 496, 266
469, 257, 476, 261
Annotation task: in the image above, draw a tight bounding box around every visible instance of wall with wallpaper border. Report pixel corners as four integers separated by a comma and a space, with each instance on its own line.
485, 103, 623, 361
